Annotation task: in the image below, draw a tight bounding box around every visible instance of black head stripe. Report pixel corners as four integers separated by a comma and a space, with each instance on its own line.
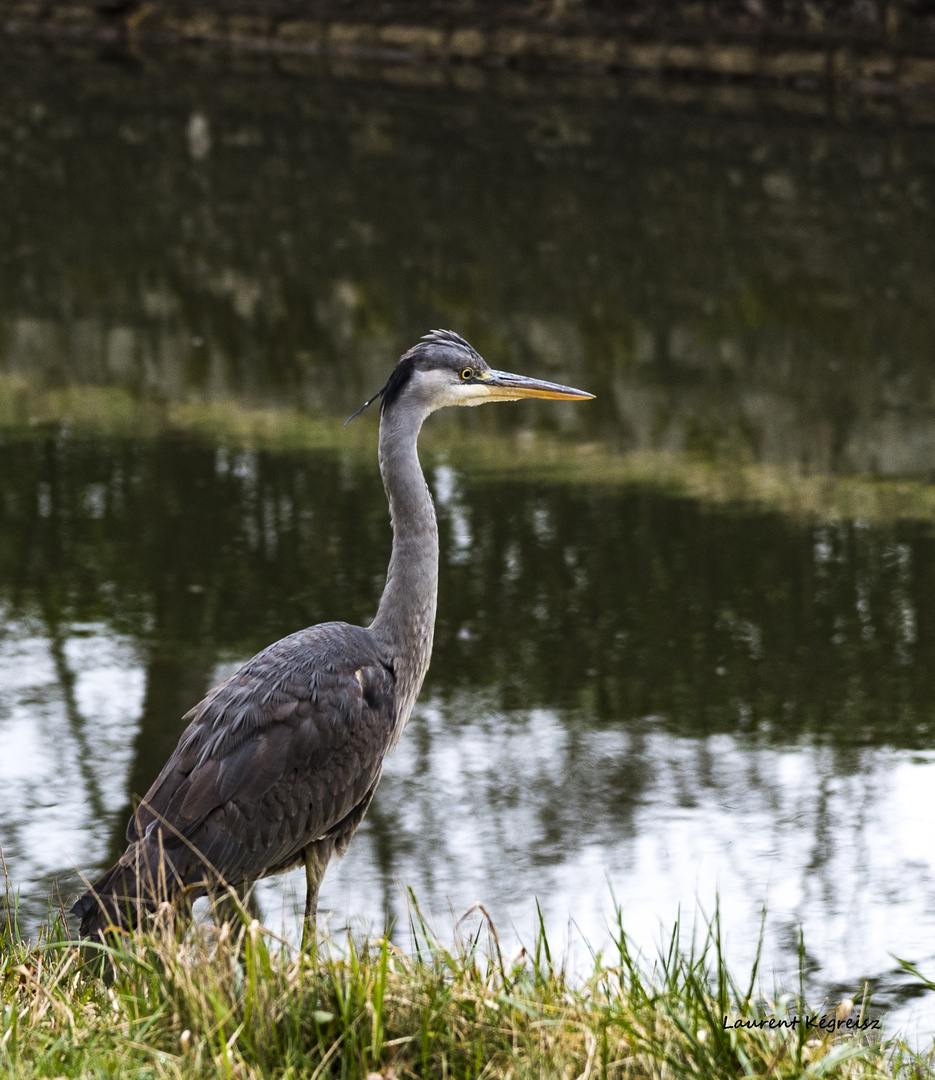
344, 355, 417, 424
343, 389, 384, 426
380, 354, 421, 414
344, 329, 482, 423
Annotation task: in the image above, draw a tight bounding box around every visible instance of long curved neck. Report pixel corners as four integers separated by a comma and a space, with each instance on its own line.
368, 400, 438, 720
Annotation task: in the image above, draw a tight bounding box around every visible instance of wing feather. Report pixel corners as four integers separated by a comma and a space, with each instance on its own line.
126, 623, 396, 889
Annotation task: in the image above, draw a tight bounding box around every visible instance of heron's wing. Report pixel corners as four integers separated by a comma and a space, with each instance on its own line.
126, 623, 395, 886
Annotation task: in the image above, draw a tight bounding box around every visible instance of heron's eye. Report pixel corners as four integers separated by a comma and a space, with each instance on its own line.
461, 368, 474, 380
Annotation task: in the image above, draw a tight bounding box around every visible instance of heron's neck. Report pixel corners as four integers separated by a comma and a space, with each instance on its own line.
369, 401, 438, 707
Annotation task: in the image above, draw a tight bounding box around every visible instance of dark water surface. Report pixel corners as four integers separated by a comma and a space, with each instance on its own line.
4, 44, 935, 1038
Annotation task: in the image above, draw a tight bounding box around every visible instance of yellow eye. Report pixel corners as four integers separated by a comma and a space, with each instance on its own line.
461, 368, 474, 380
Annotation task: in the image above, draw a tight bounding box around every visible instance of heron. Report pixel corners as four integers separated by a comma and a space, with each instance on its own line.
72, 330, 593, 938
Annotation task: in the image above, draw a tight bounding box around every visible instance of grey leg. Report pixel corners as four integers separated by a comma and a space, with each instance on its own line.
301, 780, 380, 949
302, 838, 334, 949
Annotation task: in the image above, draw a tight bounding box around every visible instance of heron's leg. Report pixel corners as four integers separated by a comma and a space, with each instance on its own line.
302, 838, 334, 950
301, 779, 380, 950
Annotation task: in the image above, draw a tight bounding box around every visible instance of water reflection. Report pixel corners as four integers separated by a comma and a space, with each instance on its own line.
1, 432, 935, 1033
4, 42, 935, 1038
4, 49, 935, 473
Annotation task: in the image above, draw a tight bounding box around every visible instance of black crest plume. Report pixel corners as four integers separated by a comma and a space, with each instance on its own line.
345, 330, 481, 425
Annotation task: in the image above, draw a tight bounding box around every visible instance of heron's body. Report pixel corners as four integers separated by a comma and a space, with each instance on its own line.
72, 331, 591, 938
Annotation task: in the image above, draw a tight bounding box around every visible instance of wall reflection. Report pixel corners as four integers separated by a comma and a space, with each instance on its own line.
3, 50, 935, 473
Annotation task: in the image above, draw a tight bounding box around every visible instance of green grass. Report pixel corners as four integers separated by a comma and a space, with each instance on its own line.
1, 888, 930, 1080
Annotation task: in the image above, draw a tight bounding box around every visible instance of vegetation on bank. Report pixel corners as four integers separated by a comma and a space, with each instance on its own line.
0, 888, 929, 1080
5, 374, 935, 530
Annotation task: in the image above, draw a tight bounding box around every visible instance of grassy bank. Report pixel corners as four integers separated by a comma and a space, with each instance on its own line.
0, 892, 926, 1080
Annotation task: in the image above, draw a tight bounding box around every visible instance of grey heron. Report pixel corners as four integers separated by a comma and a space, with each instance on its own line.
72, 330, 593, 938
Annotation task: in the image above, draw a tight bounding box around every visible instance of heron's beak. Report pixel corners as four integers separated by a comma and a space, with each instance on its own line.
481, 370, 595, 402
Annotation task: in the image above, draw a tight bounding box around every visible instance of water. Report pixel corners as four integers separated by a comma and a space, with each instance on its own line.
3, 42, 935, 1040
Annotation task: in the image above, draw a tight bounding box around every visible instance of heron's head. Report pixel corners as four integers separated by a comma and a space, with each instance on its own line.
347, 329, 594, 424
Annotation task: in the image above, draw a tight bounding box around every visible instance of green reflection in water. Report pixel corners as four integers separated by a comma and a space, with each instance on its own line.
2, 430, 932, 767
4, 48, 935, 477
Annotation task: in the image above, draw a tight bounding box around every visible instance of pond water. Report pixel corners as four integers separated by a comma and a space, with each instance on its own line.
3, 42, 935, 1040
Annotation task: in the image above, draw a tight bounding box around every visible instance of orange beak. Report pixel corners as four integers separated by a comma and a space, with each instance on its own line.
482, 370, 595, 402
